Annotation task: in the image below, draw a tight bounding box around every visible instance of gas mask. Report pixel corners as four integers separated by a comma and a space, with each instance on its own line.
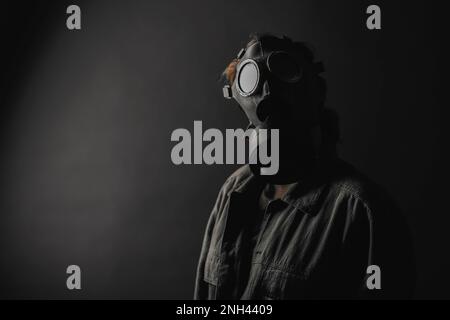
223, 34, 325, 183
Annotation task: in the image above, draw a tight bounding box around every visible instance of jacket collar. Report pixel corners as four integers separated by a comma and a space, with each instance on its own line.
227, 160, 337, 215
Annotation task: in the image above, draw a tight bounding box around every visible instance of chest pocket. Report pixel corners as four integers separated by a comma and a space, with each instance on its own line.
258, 267, 309, 300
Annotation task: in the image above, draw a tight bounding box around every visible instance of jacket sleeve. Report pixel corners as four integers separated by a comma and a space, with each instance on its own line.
193, 181, 229, 300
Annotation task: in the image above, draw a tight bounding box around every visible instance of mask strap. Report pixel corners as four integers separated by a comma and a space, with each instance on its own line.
246, 122, 255, 130
237, 48, 246, 59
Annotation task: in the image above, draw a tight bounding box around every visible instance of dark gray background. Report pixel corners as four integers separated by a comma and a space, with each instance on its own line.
0, 0, 446, 299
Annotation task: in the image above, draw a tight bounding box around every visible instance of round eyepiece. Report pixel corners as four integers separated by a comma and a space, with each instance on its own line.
237, 59, 259, 96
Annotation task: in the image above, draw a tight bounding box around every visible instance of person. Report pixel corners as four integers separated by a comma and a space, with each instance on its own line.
194, 33, 415, 299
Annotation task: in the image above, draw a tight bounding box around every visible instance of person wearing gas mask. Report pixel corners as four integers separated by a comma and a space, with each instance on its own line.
194, 33, 415, 299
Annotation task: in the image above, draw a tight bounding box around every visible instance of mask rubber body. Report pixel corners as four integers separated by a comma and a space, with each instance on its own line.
229, 36, 322, 184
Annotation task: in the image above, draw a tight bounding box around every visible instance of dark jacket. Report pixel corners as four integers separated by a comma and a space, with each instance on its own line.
194, 159, 415, 299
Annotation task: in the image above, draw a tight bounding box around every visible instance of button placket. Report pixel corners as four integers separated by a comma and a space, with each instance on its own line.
253, 200, 280, 259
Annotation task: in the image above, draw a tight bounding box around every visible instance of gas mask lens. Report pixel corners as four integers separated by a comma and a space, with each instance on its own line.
267, 51, 302, 83
237, 60, 259, 96
236, 52, 302, 98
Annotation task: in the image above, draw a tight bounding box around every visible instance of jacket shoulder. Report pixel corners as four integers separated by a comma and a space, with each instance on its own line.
328, 160, 394, 210
221, 165, 253, 192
